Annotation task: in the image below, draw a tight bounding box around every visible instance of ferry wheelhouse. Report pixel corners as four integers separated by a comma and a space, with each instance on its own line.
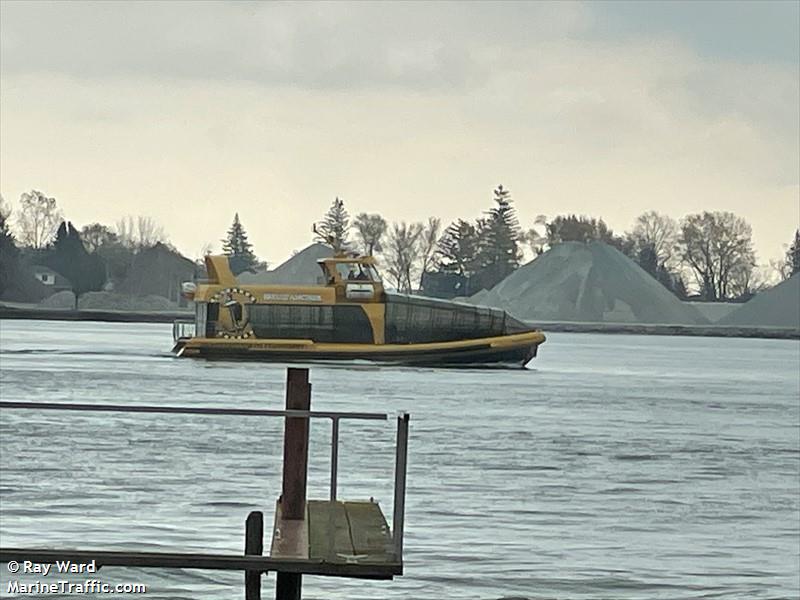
172, 254, 545, 367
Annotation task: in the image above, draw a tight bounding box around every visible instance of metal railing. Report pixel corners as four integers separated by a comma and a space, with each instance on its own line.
0, 400, 409, 561
172, 319, 195, 341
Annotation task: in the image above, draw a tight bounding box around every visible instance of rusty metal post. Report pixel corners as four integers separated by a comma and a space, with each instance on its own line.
276, 368, 311, 600
244, 511, 263, 600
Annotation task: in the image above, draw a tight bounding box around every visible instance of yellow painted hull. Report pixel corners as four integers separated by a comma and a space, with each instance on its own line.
173, 331, 545, 368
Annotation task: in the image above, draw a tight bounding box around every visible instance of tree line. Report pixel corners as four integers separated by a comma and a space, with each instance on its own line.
1, 190, 173, 306
305, 188, 800, 301
2, 187, 798, 306
0, 190, 267, 305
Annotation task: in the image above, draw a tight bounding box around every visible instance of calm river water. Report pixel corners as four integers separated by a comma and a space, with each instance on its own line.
0, 320, 798, 599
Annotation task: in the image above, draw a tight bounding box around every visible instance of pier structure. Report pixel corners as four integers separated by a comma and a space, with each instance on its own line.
0, 367, 410, 599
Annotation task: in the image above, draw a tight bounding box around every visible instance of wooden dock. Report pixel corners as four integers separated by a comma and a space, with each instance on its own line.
0, 367, 409, 599
272, 500, 395, 566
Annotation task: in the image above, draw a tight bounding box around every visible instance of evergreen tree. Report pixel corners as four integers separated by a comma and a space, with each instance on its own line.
637, 242, 685, 298
222, 213, 258, 275
45, 221, 105, 307
546, 214, 615, 245
788, 229, 800, 277
436, 219, 480, 276
422, 219, 481, 298
474, 185, 521, 290
0, 199, 20, 298
314, 197, 350, 253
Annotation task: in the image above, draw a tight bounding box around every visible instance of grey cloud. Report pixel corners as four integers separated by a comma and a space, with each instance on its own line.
0, 1, 587, 90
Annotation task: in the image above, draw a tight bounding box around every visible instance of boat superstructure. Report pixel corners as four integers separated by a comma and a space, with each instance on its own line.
172, 254, 545, 367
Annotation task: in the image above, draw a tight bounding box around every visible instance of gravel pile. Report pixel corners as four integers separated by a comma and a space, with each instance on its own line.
39, 290, 76, 309
39, 291, 179, 311
472, 241, 709, 325
239, 243, 333, 285
718, 274, 800, 329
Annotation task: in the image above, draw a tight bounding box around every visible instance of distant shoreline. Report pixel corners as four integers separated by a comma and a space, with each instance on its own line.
527, 320, 799, 340
1, 305, 797, 340
0, 305, 190, 324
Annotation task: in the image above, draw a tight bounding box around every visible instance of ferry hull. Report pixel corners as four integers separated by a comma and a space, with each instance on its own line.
173, 332, 544, 368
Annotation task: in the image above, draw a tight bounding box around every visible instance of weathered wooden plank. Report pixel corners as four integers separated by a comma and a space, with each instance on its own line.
270, 500, 309, 560
307, 500, 353, 561
277, 368, 311, 600
344, 501, 393, 562
281, 368, 311, 520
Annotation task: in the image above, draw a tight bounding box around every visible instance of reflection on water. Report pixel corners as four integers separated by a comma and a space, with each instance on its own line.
1, 320, 798, 599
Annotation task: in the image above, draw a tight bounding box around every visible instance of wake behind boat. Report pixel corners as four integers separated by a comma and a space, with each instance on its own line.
172, 254, 545, 367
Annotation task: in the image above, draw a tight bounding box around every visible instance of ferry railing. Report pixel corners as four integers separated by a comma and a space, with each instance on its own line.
0, 368, 410, 599
172, 319, 195, 341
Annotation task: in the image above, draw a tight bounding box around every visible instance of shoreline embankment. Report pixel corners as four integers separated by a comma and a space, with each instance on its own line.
0, 305, 189, 324
527, 320, 799, 340
1, 305, 797, 340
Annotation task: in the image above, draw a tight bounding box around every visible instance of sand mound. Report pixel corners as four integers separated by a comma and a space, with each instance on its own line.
685, 302, 740, 323
76, 292, 179, 311
239, 243, 333, 285
39, 290, 76, 309
718, 274, 800, 329
472, 241, 708, 325
40, 291, 179, 311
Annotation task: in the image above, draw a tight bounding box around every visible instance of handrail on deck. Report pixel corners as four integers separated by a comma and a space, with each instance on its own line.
172, 319, 195, 341
0, 400, 409, 558
0, 401, 386, 421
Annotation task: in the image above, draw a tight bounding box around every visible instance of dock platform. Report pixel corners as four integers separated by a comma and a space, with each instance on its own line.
0, 367, 410, 598
271, 499, 398, 577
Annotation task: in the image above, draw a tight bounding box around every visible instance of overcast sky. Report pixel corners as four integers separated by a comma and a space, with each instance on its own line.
1, 0, 798, 265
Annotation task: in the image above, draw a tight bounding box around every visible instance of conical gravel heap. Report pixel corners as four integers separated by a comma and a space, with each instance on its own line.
238, 243, 333, 285
472, 241, 708, 325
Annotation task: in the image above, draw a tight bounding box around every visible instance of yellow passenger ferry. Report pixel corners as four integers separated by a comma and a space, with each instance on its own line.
172, 254, 545, 367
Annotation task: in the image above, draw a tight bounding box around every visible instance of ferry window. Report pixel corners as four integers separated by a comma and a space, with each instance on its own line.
336, 263, 381, 281
363, 265, 382, 282
335, 263, 380, 281
336, 263, 358, 280
250, 305, 334, 331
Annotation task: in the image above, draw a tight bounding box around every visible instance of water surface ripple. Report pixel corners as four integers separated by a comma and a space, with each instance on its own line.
0, 321, 798, 599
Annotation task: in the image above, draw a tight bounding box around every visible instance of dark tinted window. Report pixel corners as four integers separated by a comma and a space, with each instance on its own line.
248, 304, 373, 343
385, 295, 508, 344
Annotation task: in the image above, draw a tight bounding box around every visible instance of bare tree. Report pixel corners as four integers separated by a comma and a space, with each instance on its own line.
523, 214, 548, 256
115, 217, 134, 248
741, 263, 780, 295
630, 211, 678, 269
679, 211, 755, 301
769, 257, 791, 282
416, 217, 441, 288
15, 190, 63, 249
136, 216, 166, 248
115, 215, 167, 249
0, 194, 10, 222
384, 221, 422, 293
353, 213, 388, 255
